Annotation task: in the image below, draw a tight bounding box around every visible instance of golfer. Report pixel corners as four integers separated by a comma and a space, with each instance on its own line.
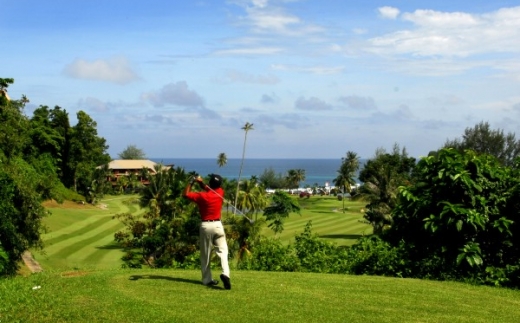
183, 174, 231, 290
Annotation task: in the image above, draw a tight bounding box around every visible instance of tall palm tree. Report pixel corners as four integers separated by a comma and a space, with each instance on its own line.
217, 152, 228, 168
333, 151, 360, 213
234, 122, 254, 215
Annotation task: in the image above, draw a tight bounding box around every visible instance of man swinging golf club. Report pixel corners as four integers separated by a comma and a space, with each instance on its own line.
183, 173, 231, 290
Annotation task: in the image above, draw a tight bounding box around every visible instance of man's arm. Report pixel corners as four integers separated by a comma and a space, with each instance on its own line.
183, 176, 206, 197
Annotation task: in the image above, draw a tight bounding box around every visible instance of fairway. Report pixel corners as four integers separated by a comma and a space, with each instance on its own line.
34, 194, 370, 271
261, 195, 372, 246
35, 196, 143, 270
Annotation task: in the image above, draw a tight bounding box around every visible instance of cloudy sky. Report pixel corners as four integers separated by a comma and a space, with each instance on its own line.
2, 0, 520, 159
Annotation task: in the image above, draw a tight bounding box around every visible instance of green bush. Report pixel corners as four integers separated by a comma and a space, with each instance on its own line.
384, 148, 520, 287
345, 235, 410, 277
293, 221, 350, 274
0, 244, 8, 274
238, 237, 299, 272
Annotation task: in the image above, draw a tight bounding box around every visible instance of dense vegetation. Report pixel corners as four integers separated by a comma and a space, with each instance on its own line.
2, 77, 520, 289
0, 78, 110, 275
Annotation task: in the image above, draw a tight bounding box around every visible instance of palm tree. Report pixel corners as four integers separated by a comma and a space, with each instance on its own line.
286, 169, 306, 189
234, 122, 254, 215
217, 152, 227, 168
235, 177, 268, 220
358, 144, 416, 233
333, 151, 360, 213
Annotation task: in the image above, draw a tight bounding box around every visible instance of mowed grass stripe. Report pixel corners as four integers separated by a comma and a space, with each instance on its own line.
76, 230, 126, 268
43, 216, 123, 253
266, 214, 369, 244
305, 218, 367, 234
82, 242, 124, 267
44, 215, 115, 246
282, 214, 361, 232
48, 221, 125, 260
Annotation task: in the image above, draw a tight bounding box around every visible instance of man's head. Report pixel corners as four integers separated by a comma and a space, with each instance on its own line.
208, 174, 223, 189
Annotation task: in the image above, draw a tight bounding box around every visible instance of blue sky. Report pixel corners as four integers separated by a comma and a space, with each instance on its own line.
2, 0, 520, 159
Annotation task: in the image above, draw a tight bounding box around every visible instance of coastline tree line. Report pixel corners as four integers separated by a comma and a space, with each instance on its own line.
2, 77, 520, 288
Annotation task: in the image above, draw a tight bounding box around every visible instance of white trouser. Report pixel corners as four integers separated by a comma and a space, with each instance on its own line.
199, 221, 230, 284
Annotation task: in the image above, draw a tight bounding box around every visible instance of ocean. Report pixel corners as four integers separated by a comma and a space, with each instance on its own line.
150, 158, 348, 187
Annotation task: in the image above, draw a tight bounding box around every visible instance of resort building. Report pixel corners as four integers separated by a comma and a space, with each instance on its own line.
100, 159, 172, 186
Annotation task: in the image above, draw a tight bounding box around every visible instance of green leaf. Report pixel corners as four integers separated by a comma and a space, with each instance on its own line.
456, 220, 463, 231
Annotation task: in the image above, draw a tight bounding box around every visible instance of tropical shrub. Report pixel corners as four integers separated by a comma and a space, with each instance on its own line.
345, 235, 410, 277
384, 148, 520, 286
292, 221, 350, 274
237, 237, 299, 272
0, 159, 46, 276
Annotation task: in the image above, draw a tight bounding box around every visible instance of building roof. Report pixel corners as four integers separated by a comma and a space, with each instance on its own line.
101, 159, 172, 173
0, 89, 10, 101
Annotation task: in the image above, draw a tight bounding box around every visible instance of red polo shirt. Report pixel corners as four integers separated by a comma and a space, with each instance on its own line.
185, 187, 224, 221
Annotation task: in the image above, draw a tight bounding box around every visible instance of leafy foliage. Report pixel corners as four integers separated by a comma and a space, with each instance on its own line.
114, 166, 201, 268
293, 221, 349, 273
237, 237, 299, 271
358, 144, 416, 234
259, 167, 288, 189
384, 148, 520, 286
444, 121, 520, 166
118, 144, 147, 160
263, 191, 300, 235
0, 158, 47, 275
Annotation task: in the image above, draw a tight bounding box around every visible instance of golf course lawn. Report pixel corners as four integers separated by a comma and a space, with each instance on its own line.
35, 194, 371, 271
3, 268, 520, 323
6, 194, 517, 322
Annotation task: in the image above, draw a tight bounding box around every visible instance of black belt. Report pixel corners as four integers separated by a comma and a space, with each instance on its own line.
202, 219, 221, 222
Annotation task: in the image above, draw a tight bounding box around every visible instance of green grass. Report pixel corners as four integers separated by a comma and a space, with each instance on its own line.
35, 194, 370, 272
35, 195, 143, 270
2, 269, 520, 323
261, 195, 372, 246
9, 194, 519, 322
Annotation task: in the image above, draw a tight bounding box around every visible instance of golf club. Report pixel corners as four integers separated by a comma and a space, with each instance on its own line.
192, 176, 255, 224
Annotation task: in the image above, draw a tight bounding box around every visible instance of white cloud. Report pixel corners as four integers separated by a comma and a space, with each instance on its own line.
378, 6, 400, 20
368, 6, 520, 58
231, 0, 324, 36
63, 57, 139, 84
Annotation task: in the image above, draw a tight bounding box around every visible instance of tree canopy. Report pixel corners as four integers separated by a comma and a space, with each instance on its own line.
118, 144, 147, 160
0, 78, 110, 276
444, 121, 520, 166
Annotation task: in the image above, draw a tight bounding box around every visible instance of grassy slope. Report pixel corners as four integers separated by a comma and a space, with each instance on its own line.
2, 269, 520, 323
35, 196, 142, 270
10, 195, 519, 322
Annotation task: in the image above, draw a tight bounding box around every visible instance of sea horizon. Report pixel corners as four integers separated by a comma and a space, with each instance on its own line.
150, 157, 365, 187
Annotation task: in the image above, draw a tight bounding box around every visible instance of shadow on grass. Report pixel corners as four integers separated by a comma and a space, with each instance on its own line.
95, 244, 122, 250
320, 234, 364, 240
129, 275, 222, 289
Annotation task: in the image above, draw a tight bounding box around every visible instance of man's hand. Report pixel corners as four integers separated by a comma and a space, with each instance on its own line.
195, 176, 203, 183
